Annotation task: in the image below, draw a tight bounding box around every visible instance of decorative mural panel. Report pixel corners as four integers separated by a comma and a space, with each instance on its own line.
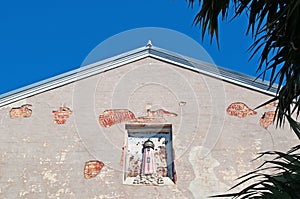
226, 102, 257, 118
52, 106, 72, 124
124, 124, 175, 186
84, 160, 104, 179
9, 104, 32, 118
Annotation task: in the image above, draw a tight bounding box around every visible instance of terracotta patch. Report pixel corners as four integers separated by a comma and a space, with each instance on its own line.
145, 103, 177, 118
52, 106, 72, 124
99, 105, 178, 128
146, 109, 177, 118
9, 104, 32, 118
99, 109, 135, 128
84, 160, 104, 179
226, 102, 257, 118
133, 104, 178, 123
260, 111, 276, 129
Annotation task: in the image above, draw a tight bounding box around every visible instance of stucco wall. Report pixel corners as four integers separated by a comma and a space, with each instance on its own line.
0, 57, 298, 198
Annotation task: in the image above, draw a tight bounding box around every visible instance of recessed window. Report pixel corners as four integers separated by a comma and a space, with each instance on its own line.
123, 124, 175, 185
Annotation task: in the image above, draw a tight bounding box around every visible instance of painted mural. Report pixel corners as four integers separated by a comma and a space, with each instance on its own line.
98, 104, 176, 185
125, 137, 168, 185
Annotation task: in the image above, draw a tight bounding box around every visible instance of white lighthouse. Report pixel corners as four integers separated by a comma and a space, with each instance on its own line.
141, 139, 156, 175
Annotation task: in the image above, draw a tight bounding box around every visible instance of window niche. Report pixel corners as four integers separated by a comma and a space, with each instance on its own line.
123, 124, 175, 185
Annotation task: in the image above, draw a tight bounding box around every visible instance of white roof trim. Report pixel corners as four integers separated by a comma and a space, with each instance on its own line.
0, 45, 277, 107
148, 54, 276, 96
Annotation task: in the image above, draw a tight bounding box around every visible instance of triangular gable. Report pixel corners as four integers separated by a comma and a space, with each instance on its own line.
0, 45, 277, 107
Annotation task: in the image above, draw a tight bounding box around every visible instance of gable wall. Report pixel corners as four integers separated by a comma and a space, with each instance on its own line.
0, 57, 298, 198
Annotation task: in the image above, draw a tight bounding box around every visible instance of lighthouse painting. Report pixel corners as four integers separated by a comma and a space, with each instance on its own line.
141, 139, 156, 175
124, 125, 175, 185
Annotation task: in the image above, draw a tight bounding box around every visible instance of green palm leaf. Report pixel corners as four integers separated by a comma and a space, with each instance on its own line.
187, 0, 300, 138
210, 145, 300, 198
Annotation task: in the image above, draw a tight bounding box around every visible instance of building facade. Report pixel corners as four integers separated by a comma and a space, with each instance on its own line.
0, 44, 298, 198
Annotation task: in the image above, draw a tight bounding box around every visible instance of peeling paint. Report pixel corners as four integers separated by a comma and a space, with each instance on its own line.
42, 170, 58, 184
95, 167, 114, 182
145, 104, 177, 118
168, 187, 189, 199
93, 192, 122, 199
0, 57, 298, 198
52, 106, 72, 124
99, 105, 177, 128
55, 151, 68, 164
0, 178, 14, 194
47, 190, 72, 199
30, 184, 42, 193
188, 146, 229, 199
9, 104, 32, 118
134, 105, 177, 123
84, 160, 104, 179
93, 191, 124, 199
260, 111, 275, 129
21, 168, 28, 183
19, 184, 42, 198
99, 109, 135, 127
254, 138, 262, 151
19, 190, 29, 197
226, 102, 256, 118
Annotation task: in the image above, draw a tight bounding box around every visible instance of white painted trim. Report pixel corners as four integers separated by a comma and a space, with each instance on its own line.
0, 46, 277, 107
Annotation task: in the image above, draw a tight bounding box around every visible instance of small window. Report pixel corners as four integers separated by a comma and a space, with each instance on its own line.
123, 124, 175, 185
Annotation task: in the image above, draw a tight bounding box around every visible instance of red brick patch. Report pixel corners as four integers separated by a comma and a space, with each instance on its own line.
84, 160, 104, 179
9, 104, 32, 118
52, 106, 72, 124
260, 111, 276, 129
99, 109, 135, 128
226, 102, 257, 118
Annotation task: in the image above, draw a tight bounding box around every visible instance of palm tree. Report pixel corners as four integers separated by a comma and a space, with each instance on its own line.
211, 145, 300, 198
186, 0, 300, 198
187, 0, 300, 138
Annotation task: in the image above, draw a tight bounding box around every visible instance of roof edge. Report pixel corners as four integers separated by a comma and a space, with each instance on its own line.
0, 45, 277, 107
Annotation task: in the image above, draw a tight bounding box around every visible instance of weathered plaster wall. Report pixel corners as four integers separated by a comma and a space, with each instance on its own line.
0, 57, 298, 198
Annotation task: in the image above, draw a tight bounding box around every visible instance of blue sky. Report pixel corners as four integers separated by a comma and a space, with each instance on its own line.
0, 0, 260, 95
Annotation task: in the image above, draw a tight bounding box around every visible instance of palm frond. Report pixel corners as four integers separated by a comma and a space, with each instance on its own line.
187, 0, 300, 138
211, 145, 300, 198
